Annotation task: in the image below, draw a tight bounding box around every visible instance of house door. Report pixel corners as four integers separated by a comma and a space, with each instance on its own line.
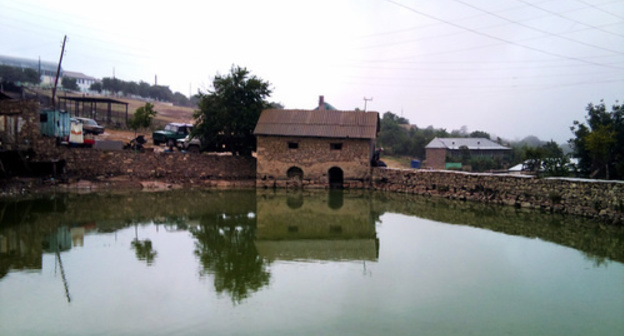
328, 167, 344, 189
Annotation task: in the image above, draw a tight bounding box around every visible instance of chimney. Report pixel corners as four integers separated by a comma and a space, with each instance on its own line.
318, 95, 325, 110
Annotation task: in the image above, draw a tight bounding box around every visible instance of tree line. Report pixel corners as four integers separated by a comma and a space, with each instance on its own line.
90, 77, 196, 107
0, 65, 41, 87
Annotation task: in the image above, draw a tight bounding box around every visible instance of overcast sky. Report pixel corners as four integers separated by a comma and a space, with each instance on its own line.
1, 0, 623, 143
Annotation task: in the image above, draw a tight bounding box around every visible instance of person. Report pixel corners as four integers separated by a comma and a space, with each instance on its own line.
372, 147, 384, 166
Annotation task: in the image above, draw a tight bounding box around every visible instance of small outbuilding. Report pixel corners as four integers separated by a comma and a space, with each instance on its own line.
253, 96, 380, 189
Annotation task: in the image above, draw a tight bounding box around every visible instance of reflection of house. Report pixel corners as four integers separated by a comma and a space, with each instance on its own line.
254, 191, 379, 261
425, 137, 511, 170
42, 227, 72, 253
254, 96, 380, 188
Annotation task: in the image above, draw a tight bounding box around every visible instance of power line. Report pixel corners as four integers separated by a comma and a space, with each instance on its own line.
451, 0, 624, 55
575, 0, 624, 21
382, 0, 624, 70
516, 0, 624, 38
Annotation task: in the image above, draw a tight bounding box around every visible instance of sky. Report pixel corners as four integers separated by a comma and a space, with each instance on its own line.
1, 0, 623, 144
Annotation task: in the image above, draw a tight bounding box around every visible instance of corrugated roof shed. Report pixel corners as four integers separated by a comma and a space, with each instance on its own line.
254, 109, 379, 139
425, 137, 510, 150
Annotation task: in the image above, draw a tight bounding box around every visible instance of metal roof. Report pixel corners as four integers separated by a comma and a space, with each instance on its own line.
58, 96, 128, 105
254, 109, 379, 139
63, 71, 97, 81
425, 137, 510, 150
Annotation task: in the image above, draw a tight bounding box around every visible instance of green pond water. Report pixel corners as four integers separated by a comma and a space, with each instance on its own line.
0, 189, 623, 336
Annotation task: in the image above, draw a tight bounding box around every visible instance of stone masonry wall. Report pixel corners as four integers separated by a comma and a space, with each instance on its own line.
372, 168, 624, 224
31, 141, 256, 184
256, 136, 372, 189
0, 100, 40, 151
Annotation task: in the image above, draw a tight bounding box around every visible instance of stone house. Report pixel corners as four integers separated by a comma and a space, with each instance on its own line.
0, 99, 41, 152
425, 137, 511, 170
253, 97, 380, 188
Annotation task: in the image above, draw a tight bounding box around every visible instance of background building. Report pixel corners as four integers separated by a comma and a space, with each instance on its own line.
425, 137, 511, 170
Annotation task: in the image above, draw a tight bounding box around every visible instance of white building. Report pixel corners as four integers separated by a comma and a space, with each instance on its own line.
63, 71, 98, 92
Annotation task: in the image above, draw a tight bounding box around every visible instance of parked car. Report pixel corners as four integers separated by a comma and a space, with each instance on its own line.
73, 117, 105, 135
152, 123, 193, 147
177, 135, 201, 153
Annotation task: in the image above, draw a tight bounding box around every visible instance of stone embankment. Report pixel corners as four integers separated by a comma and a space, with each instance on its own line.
372, 168, 624, 224
20, 138, 257, 192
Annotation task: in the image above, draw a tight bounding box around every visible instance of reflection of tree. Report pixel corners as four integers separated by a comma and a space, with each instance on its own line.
191, 213, 269, 304
131, 222, 157, 266
131, 239, 157, 266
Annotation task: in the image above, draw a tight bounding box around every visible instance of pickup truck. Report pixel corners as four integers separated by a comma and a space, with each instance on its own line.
152, 123, 193, 147
176, 135, 201, 153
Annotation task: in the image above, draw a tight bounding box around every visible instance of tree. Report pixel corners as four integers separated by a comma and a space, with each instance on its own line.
89, 82, 102, 93
470, 130, 491, 139
193, 65, 272, 156
128, 103, 157, 139
520, 141, 569, 177
570, 101, 624, 179
61, 77, 79, 91
0, 65, 41, 85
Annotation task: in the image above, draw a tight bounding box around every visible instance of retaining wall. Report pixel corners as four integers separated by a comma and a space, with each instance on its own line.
372, 168, 624, 224
32, 141, 256, 184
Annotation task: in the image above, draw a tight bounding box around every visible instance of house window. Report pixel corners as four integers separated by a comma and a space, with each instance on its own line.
330, 143, 342, 150
288, 142, 298, 149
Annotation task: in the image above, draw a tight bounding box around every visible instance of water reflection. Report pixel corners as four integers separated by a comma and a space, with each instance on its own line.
371, 192, 624, 265
256, 190, 379, 262
191, 211, 269, 304
1, 189, 623, 300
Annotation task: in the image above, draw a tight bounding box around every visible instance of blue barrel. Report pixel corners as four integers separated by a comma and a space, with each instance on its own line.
410, 160, 421, 169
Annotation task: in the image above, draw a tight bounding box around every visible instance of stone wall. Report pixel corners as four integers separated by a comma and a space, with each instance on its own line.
31, 142, 256, 185
372, 168, 624, 224
256, 136, 372, 189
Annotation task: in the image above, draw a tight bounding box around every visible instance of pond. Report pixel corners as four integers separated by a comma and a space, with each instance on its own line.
0, 189, 623, 336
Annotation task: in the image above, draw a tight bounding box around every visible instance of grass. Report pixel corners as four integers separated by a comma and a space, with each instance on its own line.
381, 155, 415, 169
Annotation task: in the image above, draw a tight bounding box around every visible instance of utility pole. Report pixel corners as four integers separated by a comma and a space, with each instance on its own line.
51, 35, 67, 108
363, 97, 373, 112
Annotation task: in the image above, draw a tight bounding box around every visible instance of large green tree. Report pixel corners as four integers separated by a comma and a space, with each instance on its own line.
61, 77, 79, 91
193, 65, 272, 156
570, 101, 623, 179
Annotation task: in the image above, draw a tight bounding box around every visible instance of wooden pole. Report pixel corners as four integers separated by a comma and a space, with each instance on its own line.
51, 35, 67, 109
